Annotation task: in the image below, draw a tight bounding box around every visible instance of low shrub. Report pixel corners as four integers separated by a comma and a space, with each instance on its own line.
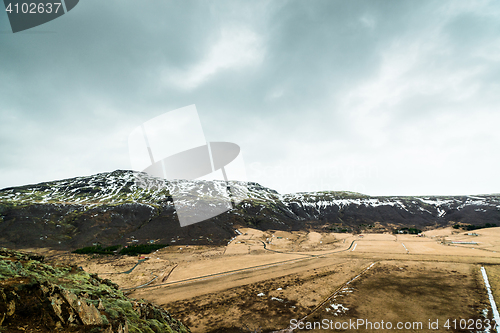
118, 244, 168, 256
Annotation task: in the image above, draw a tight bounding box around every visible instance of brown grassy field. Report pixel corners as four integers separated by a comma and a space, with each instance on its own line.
45, 227, 500, 332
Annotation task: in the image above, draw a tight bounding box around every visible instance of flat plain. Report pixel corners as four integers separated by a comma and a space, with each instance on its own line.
44, 227, 500, 332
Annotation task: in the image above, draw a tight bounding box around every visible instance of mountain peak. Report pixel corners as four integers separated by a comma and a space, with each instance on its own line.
0, 171, 499, 251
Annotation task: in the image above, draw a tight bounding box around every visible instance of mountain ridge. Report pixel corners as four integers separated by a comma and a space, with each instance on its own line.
0, 170, 499, 250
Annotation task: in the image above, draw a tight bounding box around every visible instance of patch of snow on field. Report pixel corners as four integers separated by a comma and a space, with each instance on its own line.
328, 303, 349, 316
401, 243, 408, 252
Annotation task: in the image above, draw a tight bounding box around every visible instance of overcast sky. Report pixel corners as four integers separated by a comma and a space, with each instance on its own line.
1, 0, 499, 196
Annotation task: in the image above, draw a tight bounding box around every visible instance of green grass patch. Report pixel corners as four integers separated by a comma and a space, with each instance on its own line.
393, 227, 422, 234
455, 223, 498, 231
119, 244, 168, 256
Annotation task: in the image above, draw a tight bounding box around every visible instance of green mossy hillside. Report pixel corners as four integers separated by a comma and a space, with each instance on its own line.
0, 248, 190, 333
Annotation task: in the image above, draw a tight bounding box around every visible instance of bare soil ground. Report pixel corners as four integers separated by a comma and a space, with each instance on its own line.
305, 261, 492, 333
44, 227, 500, 332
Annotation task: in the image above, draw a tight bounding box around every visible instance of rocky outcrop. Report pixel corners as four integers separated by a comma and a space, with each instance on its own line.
0, 249, 190, 333
1, 279, 104, 328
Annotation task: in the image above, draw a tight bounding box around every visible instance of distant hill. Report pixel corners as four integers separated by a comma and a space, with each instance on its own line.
0, 170, 499, 250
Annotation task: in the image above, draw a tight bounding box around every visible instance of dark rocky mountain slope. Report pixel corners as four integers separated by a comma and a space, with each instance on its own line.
0, 170, 499, 250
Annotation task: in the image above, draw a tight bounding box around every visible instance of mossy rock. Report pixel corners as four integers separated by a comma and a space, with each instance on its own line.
0, 248, 191, 333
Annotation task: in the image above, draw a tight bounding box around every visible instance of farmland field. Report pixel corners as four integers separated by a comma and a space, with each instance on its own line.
45, 227, 500, 332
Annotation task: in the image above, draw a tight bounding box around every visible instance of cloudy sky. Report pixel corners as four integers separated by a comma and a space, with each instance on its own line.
1, 0, 499, 196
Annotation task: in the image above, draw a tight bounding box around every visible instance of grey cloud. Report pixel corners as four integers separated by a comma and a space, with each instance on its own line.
0, 0, 499, 196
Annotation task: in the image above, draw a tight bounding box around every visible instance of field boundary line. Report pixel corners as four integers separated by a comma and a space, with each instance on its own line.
125, 241, 359, 291
161, 263, 178, 282
273, 261, 377, 333
300, 261, 376, 321
125, 254, 321, 291
481, 266, 500, 332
